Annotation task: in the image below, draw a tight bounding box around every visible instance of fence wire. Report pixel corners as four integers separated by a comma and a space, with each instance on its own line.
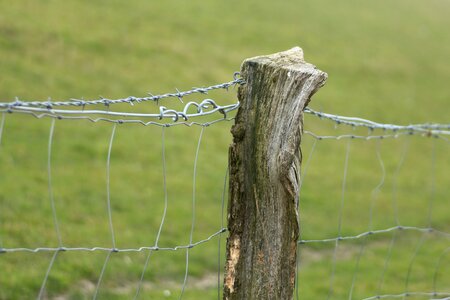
304, 107, 450, 134
0, 79, 238, 299
296, 110, 450, 300
1, 75, 449, 299
0, 75, 244, 109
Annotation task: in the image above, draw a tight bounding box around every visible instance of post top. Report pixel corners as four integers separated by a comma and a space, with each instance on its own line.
242, 47, 308, 72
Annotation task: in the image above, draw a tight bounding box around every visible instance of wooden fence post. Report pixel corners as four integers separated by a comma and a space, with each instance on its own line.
224, 47, 327, 300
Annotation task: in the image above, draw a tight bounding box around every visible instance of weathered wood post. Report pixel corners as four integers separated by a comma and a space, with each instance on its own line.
224, 47, 327, 300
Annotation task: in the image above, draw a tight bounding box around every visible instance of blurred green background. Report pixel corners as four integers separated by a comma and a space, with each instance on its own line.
0, 0, 449, 299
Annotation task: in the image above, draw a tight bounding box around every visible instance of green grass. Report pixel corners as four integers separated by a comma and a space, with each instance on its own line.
1, 0, 449, 299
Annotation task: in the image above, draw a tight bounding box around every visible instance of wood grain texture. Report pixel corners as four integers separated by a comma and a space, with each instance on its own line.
224, 47, 327, 300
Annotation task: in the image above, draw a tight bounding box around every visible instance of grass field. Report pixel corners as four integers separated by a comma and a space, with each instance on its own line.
1, 0, 449, 299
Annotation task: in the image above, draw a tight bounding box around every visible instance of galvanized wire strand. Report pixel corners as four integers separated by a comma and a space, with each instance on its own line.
37, 250, 59, 300
0, 108, 236, 127
0, 77, 244, 109
6, 99, 239, 121
106, 124, 117, 250
0, 112, 4, 249
347, 140, 386, 300
373, 138, 410, 294
347, 237, 367, 300
48, 118, 63, 247
134, 126, 169, 300
369, 140, 386, 232
93, 250, 113, 300
433, 247, 450, 294
377, 230, 398, 295
337, 140, 351, 241
179, 126, 205, 299
299, 139, 318, 191
36, 119, 63, 300
155, 127, 170, 246
327, 139, 351, 300
362, 291, 450, 300
304, 107, 450, 133
217, 167, 228, 300
328, 239, 340, 298
393, 140, 410, 227
299, 226, 450, 244
133, 238, 155, 298
403, 234, 427, 300
295, 243, 300, 300
403, 141, 437, 300
6, 106, 450, 143
303, 130, 450, 141
0, 228, 227, 253
0, 112, 4, 143
91, 125, 118, 299
5, 104, 450, 138
296, 138, 318, 300
427, 139, 436, 227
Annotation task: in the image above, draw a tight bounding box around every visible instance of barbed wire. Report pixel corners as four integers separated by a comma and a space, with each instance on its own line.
2, 73, 449, 136
0, 75, 244, 109
304, 107, 450, 134
2, 73, 450, 298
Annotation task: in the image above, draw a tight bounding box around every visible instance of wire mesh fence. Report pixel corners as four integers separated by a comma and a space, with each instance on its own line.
0, 79, 239, 299
296, 110, 450, 299
0, 75, 449, 299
